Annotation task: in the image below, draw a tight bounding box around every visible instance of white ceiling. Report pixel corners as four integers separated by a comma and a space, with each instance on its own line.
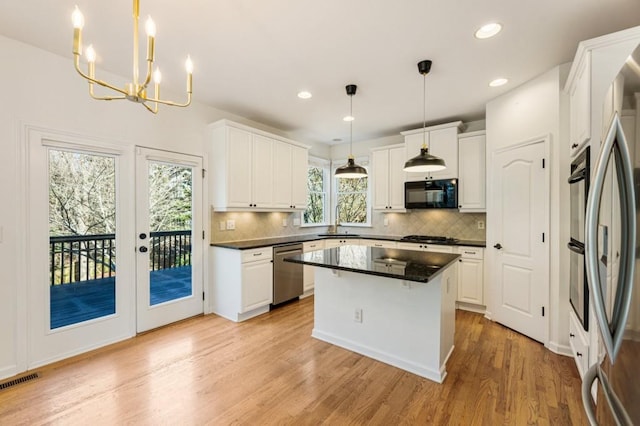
2, 1, 640, 145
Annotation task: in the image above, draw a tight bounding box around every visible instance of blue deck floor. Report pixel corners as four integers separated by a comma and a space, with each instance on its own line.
50, 266, 192, 329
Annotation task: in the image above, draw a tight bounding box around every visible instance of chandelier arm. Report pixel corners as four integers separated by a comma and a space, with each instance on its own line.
142, 102, 159, 114
145, 93, 192, 108
138, 61, 154, 96
74, 56, 129, 96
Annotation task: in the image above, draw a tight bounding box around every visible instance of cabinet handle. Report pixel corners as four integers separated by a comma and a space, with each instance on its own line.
571, 143, 578, 149
464, 251, 475, 255
570, 333, 575, 338
458, 205, 462, 208
576, 352, 583, 357
253, 253, 262, 257
458, 259, 462, 262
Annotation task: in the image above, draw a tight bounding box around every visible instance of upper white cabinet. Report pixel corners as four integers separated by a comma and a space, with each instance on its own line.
209, 120, 310, 211
401, 121, 463, 181
567, 51, 591, 157
272, 141, 308, 209
371, 144, 406, 211
458, 131, 486, 212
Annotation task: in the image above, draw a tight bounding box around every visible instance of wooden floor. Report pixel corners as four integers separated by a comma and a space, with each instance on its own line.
0, 296, 587, 425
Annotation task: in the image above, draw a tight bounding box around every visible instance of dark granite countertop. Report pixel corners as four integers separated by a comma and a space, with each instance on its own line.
211, 234, 485, 250
284, 245, 460, 283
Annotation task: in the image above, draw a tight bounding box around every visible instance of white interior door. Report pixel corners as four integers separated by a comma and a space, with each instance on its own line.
490, 140, 549, 343
135, 148, 204, 333
27, 129, 135, 368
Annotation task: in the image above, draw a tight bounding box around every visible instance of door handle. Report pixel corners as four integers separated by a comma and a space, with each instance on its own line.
139, 233, 147, 240
493, 243, 502, 250
567, 240, 585, 255
139, 246, 148, 253
585, 113, 636, 362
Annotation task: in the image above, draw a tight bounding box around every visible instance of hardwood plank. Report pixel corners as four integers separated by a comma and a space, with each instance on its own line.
0, 298, 587, 425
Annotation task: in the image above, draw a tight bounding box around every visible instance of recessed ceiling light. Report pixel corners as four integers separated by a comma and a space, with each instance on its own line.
475, 22, 502, 39
297, 91, 312, 99
489, 78, 508, 87
343, 115, 355, 122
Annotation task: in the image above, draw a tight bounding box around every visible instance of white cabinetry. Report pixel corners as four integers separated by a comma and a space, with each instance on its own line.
569, 310, 589, 378
402, 121, 463, 181
210, 246, 273, 322
371, 144, 406, 211
302, 240, 325, 295
360, 239, 397, 249
209, 120, 309, 211
396, 242, 453, 253
324, 238, 360, 248
272, 141, 308, 209
567, 51, 591, 157
456, 246, 484, 307
458, 131, 486, 212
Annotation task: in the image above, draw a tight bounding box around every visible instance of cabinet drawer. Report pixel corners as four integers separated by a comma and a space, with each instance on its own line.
241, 247, 273, 263
303, 241, 325, 252
423, 245, 454, 253
367, 240, 397, 249
569, 311, 589, 377
457, 247, 484, 259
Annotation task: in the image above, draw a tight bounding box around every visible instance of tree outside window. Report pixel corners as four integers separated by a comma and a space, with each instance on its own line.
336, 171, 369, 225
302, 162, 329, 226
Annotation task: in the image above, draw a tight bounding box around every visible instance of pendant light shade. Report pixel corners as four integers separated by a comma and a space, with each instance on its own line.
403, 60, 447, 173
335, 84, 367, 179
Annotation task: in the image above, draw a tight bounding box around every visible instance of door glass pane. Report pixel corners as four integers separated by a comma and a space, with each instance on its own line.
148, 162, 193, 305
49, 150, 116, 329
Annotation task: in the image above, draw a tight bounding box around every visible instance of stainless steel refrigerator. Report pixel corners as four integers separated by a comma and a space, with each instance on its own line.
583, 111, 640, 425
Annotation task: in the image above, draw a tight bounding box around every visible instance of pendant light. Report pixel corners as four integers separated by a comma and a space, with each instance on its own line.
403, 60, 446, 173
335, 84, 368, 178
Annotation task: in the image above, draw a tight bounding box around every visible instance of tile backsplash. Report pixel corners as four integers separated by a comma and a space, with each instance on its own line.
211, 210, 486, 243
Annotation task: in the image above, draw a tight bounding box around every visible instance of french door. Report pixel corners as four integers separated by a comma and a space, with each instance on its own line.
27, 129, 135, 368
135, 148, 204, 332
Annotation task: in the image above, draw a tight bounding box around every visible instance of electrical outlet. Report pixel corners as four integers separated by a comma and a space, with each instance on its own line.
282, 219, 288, 227
477, 220, 485, 230
383, 217, 389, 226
219, 221, 226, 231
226, 219, 235, 230
354, 308, 363, 323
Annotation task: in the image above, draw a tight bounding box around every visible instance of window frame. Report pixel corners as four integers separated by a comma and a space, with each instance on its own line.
300, 156, 330, 228
331, 156, 372, 228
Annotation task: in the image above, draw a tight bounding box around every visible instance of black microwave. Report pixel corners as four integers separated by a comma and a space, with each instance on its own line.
404, 179, 458, 209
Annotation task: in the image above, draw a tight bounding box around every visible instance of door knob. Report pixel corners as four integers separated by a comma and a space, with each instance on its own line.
139, 233, 147, 240
139, 246, 148, 253
493, 243, 502, 250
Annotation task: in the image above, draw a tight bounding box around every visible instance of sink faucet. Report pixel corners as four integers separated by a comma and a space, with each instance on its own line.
334, 204, 341, 234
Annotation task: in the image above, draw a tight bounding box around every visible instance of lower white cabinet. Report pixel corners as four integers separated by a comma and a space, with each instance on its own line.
324, 238, 360, 248
210, 246, 273, 322
303, 240, 325, 294
569, 310, 590, 378
397, 242, 454, 253
456, 246, 484, 306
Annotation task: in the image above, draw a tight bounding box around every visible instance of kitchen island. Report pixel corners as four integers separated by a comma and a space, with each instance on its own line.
285, 245, 459, 383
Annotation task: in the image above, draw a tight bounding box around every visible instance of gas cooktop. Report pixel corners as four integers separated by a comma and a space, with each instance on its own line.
400, 235, 459, 244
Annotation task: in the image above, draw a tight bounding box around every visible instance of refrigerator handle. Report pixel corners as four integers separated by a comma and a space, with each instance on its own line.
582, 365, 598, 426
584, 113, 636, 361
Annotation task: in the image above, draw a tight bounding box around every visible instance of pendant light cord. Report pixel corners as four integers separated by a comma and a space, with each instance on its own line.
350, 94, 354, 158
422, 71, 427, 150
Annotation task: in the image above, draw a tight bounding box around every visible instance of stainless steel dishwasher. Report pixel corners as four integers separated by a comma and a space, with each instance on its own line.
272, 243, 304, 305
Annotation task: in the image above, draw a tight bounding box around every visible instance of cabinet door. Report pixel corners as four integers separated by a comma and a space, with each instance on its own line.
272, 140, 293, 209
252, 134, 274, 208
457, 258, 483, 304
241, 260, 273, 312
388, 146, 407, 209
227, 127, 253, 207
428, 127, 459, 179
303, 240, 324, 292
458, 134, 486, 212
569, 52, 591, 156
290, 145, 308, 209
372, 149, 390, 209
404, 132, 430, 181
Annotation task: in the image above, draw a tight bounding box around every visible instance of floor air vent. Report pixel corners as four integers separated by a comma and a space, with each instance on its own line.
0, 372, 40, 390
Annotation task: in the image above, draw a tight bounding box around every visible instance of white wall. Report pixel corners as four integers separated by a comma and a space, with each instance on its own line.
0, 35, 317, 380
485, 65, 571, 354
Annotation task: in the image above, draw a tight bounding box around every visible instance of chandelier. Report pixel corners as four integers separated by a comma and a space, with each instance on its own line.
71, 0, 193, 113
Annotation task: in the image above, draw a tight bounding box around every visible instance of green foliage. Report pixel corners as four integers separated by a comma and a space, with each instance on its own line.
303, 166, 326, 224
337, 176, 368, 224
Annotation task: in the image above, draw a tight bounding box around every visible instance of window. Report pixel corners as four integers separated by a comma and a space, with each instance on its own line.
302, 157, 329, 226
334, 158, 370, 226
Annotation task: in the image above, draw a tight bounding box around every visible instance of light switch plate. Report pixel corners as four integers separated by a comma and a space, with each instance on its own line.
218, 221, 226, 231
226, 219, 235, 230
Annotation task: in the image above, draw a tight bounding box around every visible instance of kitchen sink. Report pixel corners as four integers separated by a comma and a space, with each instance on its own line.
317, 233, 360, 238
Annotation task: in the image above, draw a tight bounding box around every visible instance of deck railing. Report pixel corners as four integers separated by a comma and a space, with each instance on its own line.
49, 230, 191, 286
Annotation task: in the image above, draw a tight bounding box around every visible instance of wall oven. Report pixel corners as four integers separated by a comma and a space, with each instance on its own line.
404, 179, 457, 209
567, 146, 590, 331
